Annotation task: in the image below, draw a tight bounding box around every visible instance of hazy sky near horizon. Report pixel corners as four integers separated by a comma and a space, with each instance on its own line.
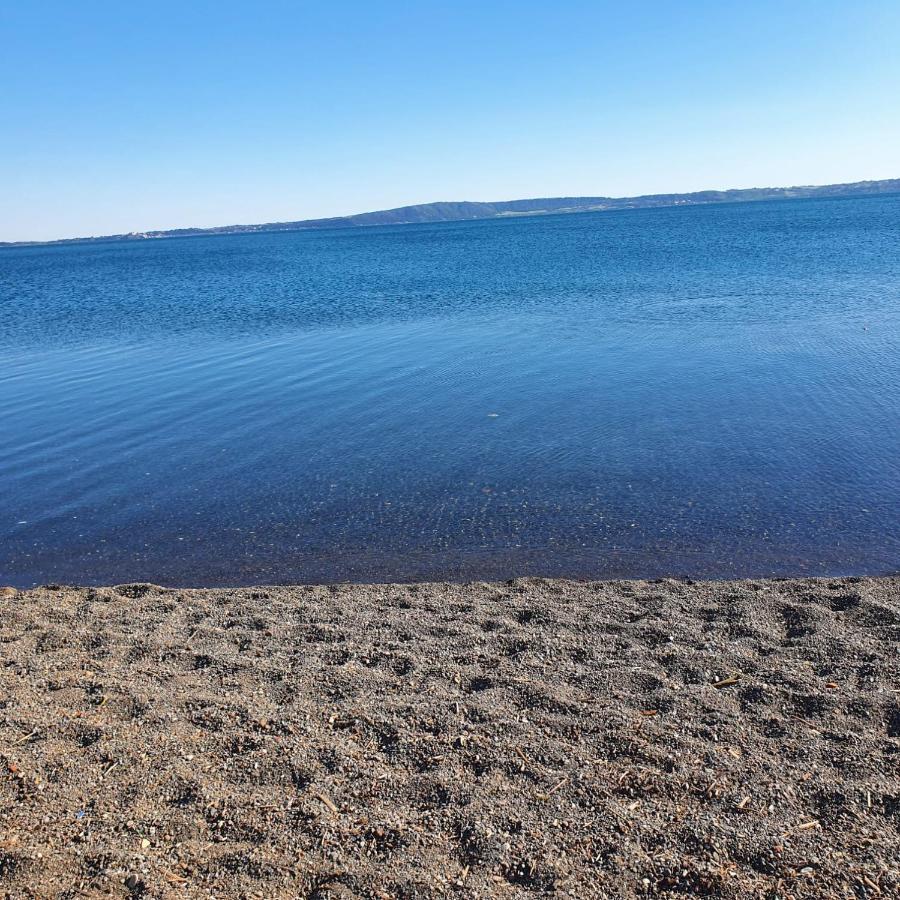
2, 1, 899, 242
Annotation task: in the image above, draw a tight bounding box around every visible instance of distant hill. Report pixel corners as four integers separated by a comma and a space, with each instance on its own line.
4, 178, 899, 247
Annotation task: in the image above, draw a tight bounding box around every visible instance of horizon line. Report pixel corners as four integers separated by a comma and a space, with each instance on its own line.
3, 175, 899, 248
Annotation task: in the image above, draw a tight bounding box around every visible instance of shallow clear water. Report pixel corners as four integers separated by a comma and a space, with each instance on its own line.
2, 196, 899, 586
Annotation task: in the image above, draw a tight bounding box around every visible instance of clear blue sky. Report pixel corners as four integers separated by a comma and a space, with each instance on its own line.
2, 1, 899, 242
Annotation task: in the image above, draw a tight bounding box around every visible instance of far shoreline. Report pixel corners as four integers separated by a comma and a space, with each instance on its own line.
3, 177, 898, 249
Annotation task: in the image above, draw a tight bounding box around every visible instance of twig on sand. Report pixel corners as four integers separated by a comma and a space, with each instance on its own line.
783, 819, 820, 836
712, 675, 741, 689
515, 747, 531, 772
860, 875, 882, 894
536, 777, 568, 800
2, 729, 39, 750
313, 791, 339, 814
789, 715, 821, 734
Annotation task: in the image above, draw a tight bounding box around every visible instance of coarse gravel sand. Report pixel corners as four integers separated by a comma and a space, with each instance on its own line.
1, 576, 898, 899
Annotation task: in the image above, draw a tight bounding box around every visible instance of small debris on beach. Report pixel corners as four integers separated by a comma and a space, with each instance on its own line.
0, 575, 898, 897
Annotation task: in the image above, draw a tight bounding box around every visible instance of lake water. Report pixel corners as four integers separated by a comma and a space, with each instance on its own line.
2, 196, 899, 587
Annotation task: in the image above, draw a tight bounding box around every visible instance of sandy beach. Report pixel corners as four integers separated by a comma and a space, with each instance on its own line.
1, 576, 898, 898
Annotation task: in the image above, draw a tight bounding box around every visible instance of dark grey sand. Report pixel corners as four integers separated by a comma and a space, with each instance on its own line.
1, 576, 898, 899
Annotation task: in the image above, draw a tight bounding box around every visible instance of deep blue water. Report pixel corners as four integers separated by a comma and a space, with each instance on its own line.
2, 195, 899, 587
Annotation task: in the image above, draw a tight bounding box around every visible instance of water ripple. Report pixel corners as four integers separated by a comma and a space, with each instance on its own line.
1, 195, 899, 585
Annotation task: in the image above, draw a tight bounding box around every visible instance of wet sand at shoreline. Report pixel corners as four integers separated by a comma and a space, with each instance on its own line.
1, 576, 898, 898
